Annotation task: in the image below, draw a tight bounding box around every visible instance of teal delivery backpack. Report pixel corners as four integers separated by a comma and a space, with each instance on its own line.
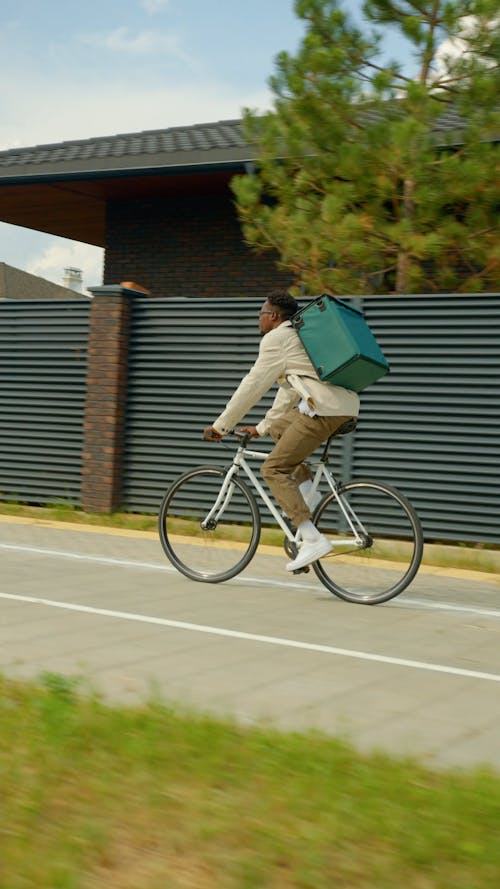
291, 295, 390, 393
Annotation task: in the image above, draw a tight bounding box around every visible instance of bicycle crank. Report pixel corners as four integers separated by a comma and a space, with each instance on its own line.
283, 537, 310, 574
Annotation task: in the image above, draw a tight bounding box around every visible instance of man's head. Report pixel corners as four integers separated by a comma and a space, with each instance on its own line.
258, 289, 299, 335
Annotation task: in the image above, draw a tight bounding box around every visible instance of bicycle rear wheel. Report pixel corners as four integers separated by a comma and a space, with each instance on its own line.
158, 466, 261, 583
313, 480, 423, 604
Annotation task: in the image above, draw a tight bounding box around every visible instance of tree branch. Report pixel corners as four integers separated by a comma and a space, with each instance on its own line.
408, 0, 443, 18
429, 83, 460, 96
436, 64, 500, 87
463, 225, 499, 241
361, 58, 413, 84
420, 0, 441, 85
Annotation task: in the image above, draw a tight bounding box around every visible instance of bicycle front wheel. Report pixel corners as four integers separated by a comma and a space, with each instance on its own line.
313, 480, 423, 604
159, 466, 261, 583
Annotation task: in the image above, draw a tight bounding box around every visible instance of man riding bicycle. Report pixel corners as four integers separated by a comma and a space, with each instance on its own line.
203, 289, 359, 572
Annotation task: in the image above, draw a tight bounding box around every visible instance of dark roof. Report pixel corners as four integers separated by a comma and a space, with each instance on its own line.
0, 119, 253, 246
0, 108, 476, 180
0, 262, 78, 300
0, 119, 250, 180
0, 110, 492, 248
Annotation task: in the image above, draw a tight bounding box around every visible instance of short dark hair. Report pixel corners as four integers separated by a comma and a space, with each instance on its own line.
266, 289, 299, 319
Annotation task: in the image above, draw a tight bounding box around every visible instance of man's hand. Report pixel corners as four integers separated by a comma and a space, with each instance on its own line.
235, 426, 260, 439
202, 426, 223, 442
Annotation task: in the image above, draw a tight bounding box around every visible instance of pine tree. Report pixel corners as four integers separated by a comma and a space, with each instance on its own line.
231, 0, 499, 294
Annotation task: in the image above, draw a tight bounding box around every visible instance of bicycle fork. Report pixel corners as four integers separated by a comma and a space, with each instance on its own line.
200, 465, 240, 530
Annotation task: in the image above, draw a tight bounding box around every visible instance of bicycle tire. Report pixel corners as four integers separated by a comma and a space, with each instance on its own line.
312, 479, 423, 604
158, 465, 261, 583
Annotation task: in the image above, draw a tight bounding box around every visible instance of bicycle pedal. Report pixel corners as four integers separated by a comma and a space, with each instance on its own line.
292, 565, 310, 575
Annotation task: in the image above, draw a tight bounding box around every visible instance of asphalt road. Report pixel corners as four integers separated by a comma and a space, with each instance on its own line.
1, 515, 499, 771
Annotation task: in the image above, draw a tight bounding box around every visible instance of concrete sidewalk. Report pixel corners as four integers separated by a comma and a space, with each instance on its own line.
1, 515, 499, 772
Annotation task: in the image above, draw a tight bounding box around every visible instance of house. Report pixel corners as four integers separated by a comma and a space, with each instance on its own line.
0, 120, 292, 299
0, 262, 79, 300
1, 111, 495, 299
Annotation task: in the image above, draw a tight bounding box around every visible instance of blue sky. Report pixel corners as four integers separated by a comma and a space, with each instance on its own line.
0, 0, 414, 292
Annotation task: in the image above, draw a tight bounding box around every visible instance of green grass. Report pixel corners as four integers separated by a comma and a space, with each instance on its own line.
1, 673, 500, 889
0, 500, 159, 532
1, 501, 499, 575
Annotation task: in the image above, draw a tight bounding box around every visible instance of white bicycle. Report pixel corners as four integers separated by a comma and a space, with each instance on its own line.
158, 422, 424, 605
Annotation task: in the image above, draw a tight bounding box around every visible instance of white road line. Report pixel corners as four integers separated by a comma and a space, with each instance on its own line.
0, 542, 172, 572
0, 542, 300, 586
1, 541, 500, 620
392, 598, 500, 619
1, 590, 499, 683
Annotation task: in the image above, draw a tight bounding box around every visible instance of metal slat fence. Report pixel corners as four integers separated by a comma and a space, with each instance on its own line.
1, 293, 497, 544
123, 294, 499, 544
0, 299, 89, 504
361, 296, 499, 543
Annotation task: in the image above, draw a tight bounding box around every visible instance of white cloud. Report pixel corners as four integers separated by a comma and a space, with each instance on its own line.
79, 26, 195, 64
435, 14, 499, 74
435, 16, 475, 73
26, 241, 104, 295
141, 0, 169, 13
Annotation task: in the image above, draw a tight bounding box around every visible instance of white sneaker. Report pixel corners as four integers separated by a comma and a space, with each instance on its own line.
286, 535, 333, 572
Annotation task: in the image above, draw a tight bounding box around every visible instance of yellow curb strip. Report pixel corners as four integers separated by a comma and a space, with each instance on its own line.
1, 514, 498, 585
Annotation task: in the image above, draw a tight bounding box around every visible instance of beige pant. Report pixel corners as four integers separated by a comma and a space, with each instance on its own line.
262, 410, 353, 526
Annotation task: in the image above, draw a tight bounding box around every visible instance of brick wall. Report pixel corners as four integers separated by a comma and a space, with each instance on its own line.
104, 191, 292, 298
81, 286, 133, 512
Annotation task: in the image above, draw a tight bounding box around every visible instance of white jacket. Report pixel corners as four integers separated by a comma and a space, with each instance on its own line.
213, 320, 359, 436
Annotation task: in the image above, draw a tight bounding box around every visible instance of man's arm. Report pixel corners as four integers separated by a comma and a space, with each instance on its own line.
211, 332, 286, 435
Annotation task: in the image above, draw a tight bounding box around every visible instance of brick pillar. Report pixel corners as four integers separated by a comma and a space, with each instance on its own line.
81, 284, 143, 513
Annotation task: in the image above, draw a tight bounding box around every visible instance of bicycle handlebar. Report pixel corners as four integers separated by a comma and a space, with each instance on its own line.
202, 427, 253, 446
232, 429, 253, 446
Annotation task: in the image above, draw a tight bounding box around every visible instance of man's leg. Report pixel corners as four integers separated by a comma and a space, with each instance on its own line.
266, 410, 313, 486
263, 412, 352, 526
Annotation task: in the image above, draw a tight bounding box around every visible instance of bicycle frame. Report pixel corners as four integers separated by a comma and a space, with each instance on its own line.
201, 441, 366, 549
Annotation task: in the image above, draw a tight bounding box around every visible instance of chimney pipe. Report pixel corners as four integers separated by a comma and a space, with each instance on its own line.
63, 267, 83, 292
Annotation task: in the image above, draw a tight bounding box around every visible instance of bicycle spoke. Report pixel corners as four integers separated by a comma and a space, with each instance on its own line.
313, 480, 423, 604
159, 467, 260, 583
